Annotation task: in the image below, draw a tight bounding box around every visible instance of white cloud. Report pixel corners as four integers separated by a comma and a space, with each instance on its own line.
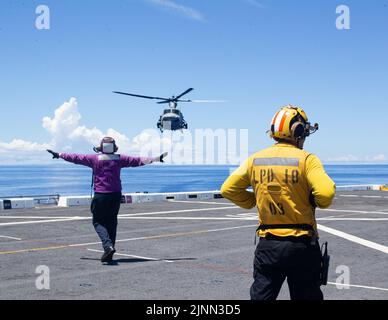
148, 0, 205, 21
106, 128, 133, 154
42, 97, 111, 150
0, 98, 130, 164
0, 98, 254, 165
69, 126, 104, 146
0, 98, 178, 164
42, 97, 81, 147
0, 139, 50, 152
371, 154, 387, 162
0, 138, 52, 164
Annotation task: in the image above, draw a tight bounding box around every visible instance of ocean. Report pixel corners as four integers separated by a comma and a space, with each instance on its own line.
0, 164, 387, 197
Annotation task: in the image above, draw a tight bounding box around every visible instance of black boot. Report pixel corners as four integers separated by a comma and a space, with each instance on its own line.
101, 246, 116, 263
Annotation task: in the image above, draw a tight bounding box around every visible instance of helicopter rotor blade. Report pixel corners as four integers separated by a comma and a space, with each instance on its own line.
157, 100, 172, 104
178, 99, 228, 103
174, 88, 194, 100
113, 91, 170, 101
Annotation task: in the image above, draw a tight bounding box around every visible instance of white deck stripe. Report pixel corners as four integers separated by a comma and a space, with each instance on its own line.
0, 218, 86, 227
318, 208, 388, 215
0, 216, 84, 219
328, 282, 388, 292
0, 235, 22, 241
0, 207, 238, 227
119, 206, 237, 217
86, 249, 174, 263
4, 206, 388, 227
318, 218, 388, 221
2, 205, 388, 227
362, 196, 382, 198
167, 200, 235, 205
118, 216, 255, 220
317, 224, 388, 254
59, 224, 257, 249
40, 225, 257, 248
0, 224, 257, 255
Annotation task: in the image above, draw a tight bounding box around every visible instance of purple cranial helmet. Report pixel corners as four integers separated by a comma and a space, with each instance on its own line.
94, 137, 118, 154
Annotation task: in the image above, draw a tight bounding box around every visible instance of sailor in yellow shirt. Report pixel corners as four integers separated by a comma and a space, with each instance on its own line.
221, 105, 335, 300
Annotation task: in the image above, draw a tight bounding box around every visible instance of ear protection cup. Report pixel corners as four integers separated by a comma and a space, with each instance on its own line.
290, 121, 306, 139
93, 146, 101, 153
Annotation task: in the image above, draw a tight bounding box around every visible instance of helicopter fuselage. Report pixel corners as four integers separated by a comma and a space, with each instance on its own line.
114, 88, 206, 132
157, 108, 188, 132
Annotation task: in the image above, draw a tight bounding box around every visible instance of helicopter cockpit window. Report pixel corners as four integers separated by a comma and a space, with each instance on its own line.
164, 109, 180, 114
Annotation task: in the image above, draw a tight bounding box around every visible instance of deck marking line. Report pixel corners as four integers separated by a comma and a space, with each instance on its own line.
317, 224, 388, 254
317, 208, 388, 215
118, 216, 256, 220
328, 282, 388, 292
0, 235, 22, 241
318, 218, 388, 221
118, 206, 237, 217
0, 207, 238, 227
0, 218, 86, 227
361, 196, 382, 198
0, 224, 256, 255
0, 216, 85, 219
167, 200, 235, 206
86, 249, 174, 263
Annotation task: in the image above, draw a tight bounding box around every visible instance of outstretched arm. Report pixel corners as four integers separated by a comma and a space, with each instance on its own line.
120, 152, 168, 168
47, 150, 95, 168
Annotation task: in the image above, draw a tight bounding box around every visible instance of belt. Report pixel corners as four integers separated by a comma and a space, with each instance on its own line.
257, 224, 314, 231
261, 234, 313, 243
255, 224, 318, 245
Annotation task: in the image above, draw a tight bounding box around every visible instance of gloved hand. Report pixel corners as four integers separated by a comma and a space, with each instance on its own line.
47, 150, 59, 159
153, 152, 168, 163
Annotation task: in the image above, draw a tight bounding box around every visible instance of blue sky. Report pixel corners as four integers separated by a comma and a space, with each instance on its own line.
0, 0, 387, 164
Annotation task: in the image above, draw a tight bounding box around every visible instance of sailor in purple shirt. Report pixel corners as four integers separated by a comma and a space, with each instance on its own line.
47, 137, 167, 263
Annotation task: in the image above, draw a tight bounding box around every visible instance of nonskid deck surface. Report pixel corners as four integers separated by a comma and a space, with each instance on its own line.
0, 190, 387, 300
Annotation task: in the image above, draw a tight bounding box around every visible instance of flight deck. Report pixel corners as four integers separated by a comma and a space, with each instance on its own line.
0, 190, 387, 300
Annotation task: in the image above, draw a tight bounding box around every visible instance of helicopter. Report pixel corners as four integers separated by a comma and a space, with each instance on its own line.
113, 88, 225, 132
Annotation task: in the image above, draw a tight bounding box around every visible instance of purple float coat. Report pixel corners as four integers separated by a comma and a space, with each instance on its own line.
59, 153, 154, 193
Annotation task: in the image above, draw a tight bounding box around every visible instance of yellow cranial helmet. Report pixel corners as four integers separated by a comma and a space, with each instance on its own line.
269, 105, 313, 142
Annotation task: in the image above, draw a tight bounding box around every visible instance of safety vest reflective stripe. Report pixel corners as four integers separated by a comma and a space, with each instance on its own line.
98, 154, 120, 161
253, 158, 300, 167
